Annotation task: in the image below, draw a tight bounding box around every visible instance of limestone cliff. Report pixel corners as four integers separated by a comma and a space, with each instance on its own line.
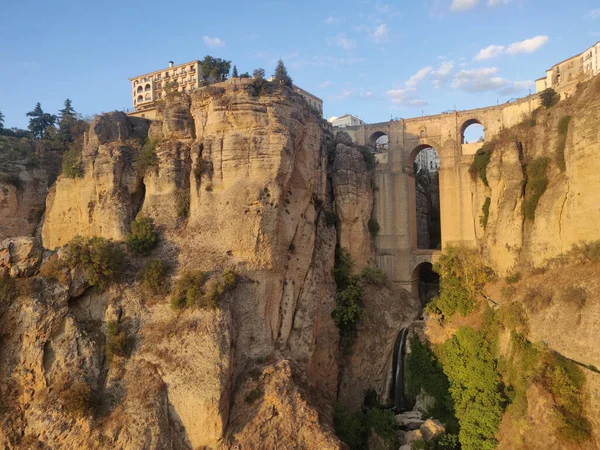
0, 80, 411, 449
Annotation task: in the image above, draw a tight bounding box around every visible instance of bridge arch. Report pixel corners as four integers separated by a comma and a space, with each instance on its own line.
460, 118, 485, 144
411, 262, 440, 306
367, 131, 388, 149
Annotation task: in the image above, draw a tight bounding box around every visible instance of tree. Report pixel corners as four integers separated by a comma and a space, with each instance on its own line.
252, 68, 265, 80
239, 72, 251, 78
232, 65, 239, 78
26, 103, 56, 139
273, 59, 293, 87
0, 110, 4, 130
540, 88, 558, 109
56, 99, 78, 143
200, 55, 231, 82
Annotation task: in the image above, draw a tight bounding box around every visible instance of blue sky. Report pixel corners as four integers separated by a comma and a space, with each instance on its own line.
1, 0, 599, 131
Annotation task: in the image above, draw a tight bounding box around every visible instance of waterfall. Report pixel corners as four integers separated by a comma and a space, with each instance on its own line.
394, 327, 409, 411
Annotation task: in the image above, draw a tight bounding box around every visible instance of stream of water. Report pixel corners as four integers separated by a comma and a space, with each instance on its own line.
394, 327, 409, 411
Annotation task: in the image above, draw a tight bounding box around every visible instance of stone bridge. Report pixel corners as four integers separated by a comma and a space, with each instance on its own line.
341, 94, 540, 295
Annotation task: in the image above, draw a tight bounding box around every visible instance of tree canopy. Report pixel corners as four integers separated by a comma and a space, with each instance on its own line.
252, 68, 265, 80
200, 56, 231, 82
232, 65, 239, 78
0, 111, 4, 130
26, 103, 56, 139
273, 59, 293, 87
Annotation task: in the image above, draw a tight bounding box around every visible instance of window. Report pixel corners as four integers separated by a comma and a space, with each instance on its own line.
137, 86, 143, 93
145, 84, 151, 92
145, 93, 151, 100
137, 95, 143, 103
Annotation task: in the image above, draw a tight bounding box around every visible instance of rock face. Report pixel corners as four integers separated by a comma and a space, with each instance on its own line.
415, 171, 440, 250
338, 283, 419, 410
474, 77, 600, 273
331, 136, 374, 270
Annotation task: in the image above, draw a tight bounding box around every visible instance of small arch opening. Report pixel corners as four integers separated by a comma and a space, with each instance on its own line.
461, 119, 484, 144
145, 84, 151, 92
368, 131, 388, 150
412, 262, 440, 307
145, 93, 151, 100
137, 95, 143, 103
137, 86, 143, 93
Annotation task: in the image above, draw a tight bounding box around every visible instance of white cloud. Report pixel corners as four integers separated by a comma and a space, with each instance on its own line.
507, 35, 548, 54
451, 67, 510, 92
587, 9, 600, 19
320, 80, 333, 88
359, 90, 373, 99
405, 67, 433, 88
475, 44, 506, 61
386, 88, 411, 104
371, 24, 389, 43
451, 0, 479, 12
324, 16, 339, 24
203, 36, 225, 47
409, 99, 429, 106
513, 80, 535, 90
432, 61, 455, 88
330, 34, 357, 50
331, 89, 355, 100
488, 0, 508, 5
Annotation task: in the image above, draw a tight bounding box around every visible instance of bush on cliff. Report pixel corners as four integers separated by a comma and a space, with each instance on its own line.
134, 139, 158, 175
523, 157, 549, 221
368, 218, 380, 237
65, 236, 125, 289
61, 147, 83, 178
358, 145, 376, 169
140, 259, 169, 295
480, 196, 491, 229
126, 216, 158, 255
556, 115, 571, 172
333, 403, 398, 450
360, 265, 386, 285
540, 88, 559, 109
170, 268, 237, 310
469, 145, 492, 186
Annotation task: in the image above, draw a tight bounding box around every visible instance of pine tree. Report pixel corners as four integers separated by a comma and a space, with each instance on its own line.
55, 99, 78, 143
273, 59, 293, 87
26, 103, 56, 139
232, 65, 239, 78
0, 110, 4, 130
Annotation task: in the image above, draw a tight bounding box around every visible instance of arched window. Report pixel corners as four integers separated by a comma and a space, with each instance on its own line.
137, 95, 143, 103
145, 93, 151, 100
157, 82, 162, 89
137, 86, 143, 93
134, 80, 138, 87
460, 119, 484, 144
145, 84, 151, 92
367, 131, 388, 149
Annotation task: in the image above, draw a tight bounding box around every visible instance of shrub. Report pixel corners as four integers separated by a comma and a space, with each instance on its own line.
61, 147, 83, 178
480, 197, 491, 229
426, 245, 491, 318
105, 320, 131, 361
540, 88, 559, 109
170, 271, 206, 309
556, 285, 587, 311
441, 327, 504, 450
333, 403, 368, 450
126, 216, 158, 255
245, 387, 264, 404
65, 236, 125, 289
0, 171, 21, 189
497, 302, 529, 334
406, 338, 456, 429
538, 351, 591, 442
358, 146, 376, 169
523, 286, 553, 313
222, 268, 237, 289
39, 254, 69, 284
134, 139, 158, 175
202, 279, 224, 309
469, 146, 492, 186
366, 408, 398, 449
368, 218, 380, 237
140, 259, 169, 295
505, 272, 521, 284
247, 77, 273, 97
556, 115, 571, 172
325, 210, 339, 228
175, 189, 190, 218
56, 375, 92, 417
523, 157, 549, 221
360, 266, 386, 285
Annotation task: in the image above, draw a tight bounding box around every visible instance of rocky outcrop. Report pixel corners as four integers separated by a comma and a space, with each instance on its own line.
0, 236, 41, 277
474, 77, 600, 273
331, 134, 374, 270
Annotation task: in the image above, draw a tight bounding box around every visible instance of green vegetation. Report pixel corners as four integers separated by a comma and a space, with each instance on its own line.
556, 285, 587, 311
505, 272, 521, 284
368, 218, 380, 237
556, 115, 572, 172
65, 236, 125, 289
247, 70, 273, 97
39, 254, 69, 285
232, 65, 239, 78
272, 59, 293, 87
406, 338, 457, 429
333, 403, 398, 450
426, 245, 491, 318
134, 139, 158, 175
126, 216, 158, 255
331, 248, 365, 352
324, 210, 339, 228
441, 326, 504, 450
61, 147, 84, 178
360, 265, 386, 285
411, 434, 461, 450
26, 102, 56, 139
480, 196, 491, 229
105, 320, 131, 362
245, 387, 264, 404
523, 157, 550, 221
200, 55, 231, 82
358, 145, 376, 169
497, 302, 529, 334
140, 260, 169, 295
176, 189, 190, 218
469, 145, 492, 186
170, 268, 237, 310
0, 110, 4, 130
540, 88, 559, 109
